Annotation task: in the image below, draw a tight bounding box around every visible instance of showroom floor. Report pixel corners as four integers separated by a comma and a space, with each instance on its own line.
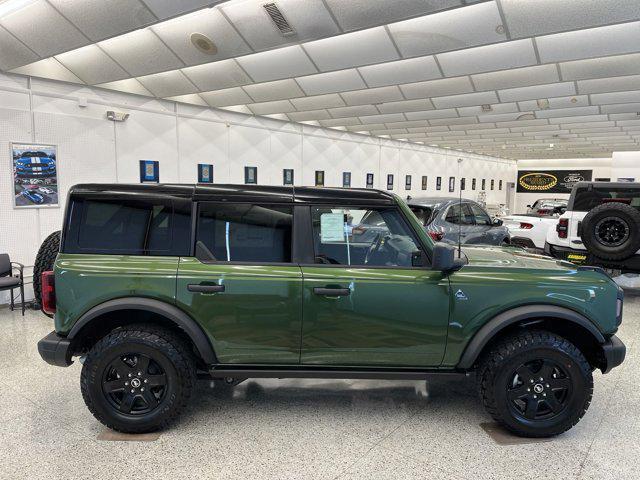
0, 298, 638, 480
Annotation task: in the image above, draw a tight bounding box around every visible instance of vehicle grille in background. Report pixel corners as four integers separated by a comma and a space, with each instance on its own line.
263, 3, 295, 36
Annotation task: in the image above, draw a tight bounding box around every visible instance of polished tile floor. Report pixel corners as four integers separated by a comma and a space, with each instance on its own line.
0, 297, 638, 480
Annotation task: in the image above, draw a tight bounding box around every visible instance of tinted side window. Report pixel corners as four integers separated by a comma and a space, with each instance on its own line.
445, 204, 473, 224
409, 206, 433, 226
573, 186, 640, 212
196, 203, 293, 263
311, 206, 423, 267
66, 197, 190, 256
469, 204, 491, 225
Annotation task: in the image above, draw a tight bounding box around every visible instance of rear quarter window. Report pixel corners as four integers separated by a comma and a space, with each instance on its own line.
572, 186, 640, 212
63, 196, 191, 256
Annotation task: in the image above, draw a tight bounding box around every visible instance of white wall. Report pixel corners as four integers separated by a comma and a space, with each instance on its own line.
514, 158, 612, 213
611, 151, 640, 181
0, 72, 515, 303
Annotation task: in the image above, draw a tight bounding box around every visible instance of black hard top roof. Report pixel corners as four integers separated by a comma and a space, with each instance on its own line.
70, 183, 397, 205
407, 196, 475, 206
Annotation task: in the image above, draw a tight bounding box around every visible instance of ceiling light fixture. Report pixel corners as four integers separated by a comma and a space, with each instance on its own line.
0, 0, 36, 18
190, 33, 218, 55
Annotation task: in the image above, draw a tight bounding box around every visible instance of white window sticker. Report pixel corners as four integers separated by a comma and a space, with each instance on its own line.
320, 213, 345, 243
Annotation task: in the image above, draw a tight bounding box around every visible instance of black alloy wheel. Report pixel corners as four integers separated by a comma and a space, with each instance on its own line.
594, 217, 629, 247
506, 359, 571, 421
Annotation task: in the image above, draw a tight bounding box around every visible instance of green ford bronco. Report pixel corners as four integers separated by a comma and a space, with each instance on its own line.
38, 184, 626, 437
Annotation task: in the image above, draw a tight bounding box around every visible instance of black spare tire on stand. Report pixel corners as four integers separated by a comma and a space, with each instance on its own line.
580, 203, 640, 261
33, 230, 61, 315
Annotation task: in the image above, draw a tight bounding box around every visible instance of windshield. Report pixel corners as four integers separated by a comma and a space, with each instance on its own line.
20, 151, 49, 157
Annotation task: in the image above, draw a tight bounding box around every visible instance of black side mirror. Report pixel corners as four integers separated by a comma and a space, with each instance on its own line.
492, 218, 503, 227
431, 243, 465, 272
526, 204, 532, 208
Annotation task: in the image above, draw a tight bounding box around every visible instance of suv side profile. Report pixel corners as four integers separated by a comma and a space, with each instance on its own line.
38, 184, 625, 437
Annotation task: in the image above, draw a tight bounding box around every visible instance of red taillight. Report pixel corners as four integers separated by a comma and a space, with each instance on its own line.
428, 230, 444, 241
41, 270, 56, 315
556, 218, 569, 239
519, 222, 533, 230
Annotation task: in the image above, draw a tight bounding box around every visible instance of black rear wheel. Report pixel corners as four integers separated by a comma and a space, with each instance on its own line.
81, 325, 196, 433
477, 330, 593, 437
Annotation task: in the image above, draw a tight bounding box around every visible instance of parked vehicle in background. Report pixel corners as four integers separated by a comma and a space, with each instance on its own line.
408, 197, 510, 246
37, 184, 625, 438
527, 199, 568, 216
502, 215, 558, 250
20, 188, 44, 204
545, 182, 640, 271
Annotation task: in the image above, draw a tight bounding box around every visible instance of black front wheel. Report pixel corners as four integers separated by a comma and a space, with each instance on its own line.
81, 325, 196, 433
477, 331, 593, 437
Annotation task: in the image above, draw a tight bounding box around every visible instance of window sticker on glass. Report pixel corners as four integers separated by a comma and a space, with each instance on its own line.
320, 213, 346, 243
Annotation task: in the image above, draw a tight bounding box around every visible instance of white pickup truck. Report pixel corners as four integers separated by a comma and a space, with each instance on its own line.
502, 214, 559, 250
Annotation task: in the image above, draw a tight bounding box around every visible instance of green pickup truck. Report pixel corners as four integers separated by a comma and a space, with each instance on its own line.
37, 183, 625, 437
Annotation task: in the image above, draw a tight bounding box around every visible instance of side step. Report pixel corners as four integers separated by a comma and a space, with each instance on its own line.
207, 366, 465, 381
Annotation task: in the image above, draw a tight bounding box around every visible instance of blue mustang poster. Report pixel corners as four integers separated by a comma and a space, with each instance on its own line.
12, 143, 59, 208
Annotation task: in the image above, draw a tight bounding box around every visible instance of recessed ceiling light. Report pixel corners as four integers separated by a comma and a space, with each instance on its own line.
190, 33, 218, 55
495, 25, 505, 35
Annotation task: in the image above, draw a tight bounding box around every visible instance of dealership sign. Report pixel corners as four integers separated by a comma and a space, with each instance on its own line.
517, 170, 593, 193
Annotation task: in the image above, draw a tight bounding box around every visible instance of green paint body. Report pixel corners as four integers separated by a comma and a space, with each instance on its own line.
53, 196, 619, 368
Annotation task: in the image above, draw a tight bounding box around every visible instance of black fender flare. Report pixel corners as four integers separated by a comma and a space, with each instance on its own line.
456, 304, 605, 369
68, 297, 217, 364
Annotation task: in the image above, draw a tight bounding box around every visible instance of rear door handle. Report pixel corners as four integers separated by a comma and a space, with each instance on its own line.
313, 287, 351, 297
188, 284, 225, 293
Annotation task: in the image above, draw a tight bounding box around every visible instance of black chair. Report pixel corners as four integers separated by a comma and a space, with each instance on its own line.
0, 254, 24, 315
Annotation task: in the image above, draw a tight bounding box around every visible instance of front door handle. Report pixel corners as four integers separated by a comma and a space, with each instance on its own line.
188, 284, 225, 293
313, 287, 351, 297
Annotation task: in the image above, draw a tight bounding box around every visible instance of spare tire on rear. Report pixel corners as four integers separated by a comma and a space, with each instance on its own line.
33, 230, 61, 315
580, 203, 640, 260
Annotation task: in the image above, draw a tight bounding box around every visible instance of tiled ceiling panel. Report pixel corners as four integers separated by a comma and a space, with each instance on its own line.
243, 79, 304, 102
137, 70, 198, 97
436, 39, 537, 76
48, 0, 157, 42
236, 46, 317, 83
387, 2, 505, 57
97, 78, 153, 96
140, 0, 217, 19
0, 0, 86, 57
358, 56, 442, 88
290, 93, 345, 110
559, 53, 640, 81
182, 59, 251, 91
0, 26, 39, 70
199, 87, 253, 107
55, 45, 130, 84
99, 29, 183, 77
432, 91, 498, 109
11, 58, 82, 83
152, 8, 251, 65
221, 0, 339, 51
400, 77, 474, 100
296, 69, 366, 95
472, 65, 560, 91
498, 82, 576, 102
304, 27, 399, 71
341, 86, 403, 106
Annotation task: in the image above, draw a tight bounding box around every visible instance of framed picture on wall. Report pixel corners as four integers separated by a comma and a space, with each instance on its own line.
366, 173, 374, 188
460, 178, 466, 190
283, 169, 294, 185
342, 172, 351, 188
436, 176, 442, 190
421, 176, 427, 190
386, 174, 394, 190
491, 179, 495, 190
198, 164, 213, 184
11, 142, 59, 208
315, 170, 325, 186
448, 176, 455, 192
139, 159, 159, 184
245, 166, 257, 184
472, 178, 476, 190
405, 175, 412, 190
482, 178, 486, 190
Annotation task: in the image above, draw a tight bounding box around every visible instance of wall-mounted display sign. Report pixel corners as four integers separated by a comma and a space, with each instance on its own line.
421, 176, 427, 190
139, 160, 159, 183
342, 172, 351, 188
366, 173, 374, 188
436, 176, 442, 190
315, 170, 325, 186
491, 179, 495, 190
405, 175, 412, 190
386, 174, 394, 190
198, 163, 213, 183
12, 142, 59, 208
472, 178, 476, 190
460, 178, 466, 190
448, 176, 455, 193
244, 166, 257, 184
283, 169, 294, 185
516, 170, 593, 193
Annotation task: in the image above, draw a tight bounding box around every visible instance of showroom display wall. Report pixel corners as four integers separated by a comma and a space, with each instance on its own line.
0, 72, 515, 302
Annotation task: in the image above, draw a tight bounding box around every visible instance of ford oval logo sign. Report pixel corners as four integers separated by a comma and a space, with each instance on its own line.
518, 172, 558, 191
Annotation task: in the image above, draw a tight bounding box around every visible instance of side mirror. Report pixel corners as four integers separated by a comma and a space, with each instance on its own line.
492, 218, 503, 227
431, 243, 465, 272
526, 204, 532, 208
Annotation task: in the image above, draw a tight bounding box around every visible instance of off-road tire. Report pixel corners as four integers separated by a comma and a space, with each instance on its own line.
581, 202, 640, 260
33, 230, 61, 314
477, 330, 593, 437
81, 325, 196, 433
